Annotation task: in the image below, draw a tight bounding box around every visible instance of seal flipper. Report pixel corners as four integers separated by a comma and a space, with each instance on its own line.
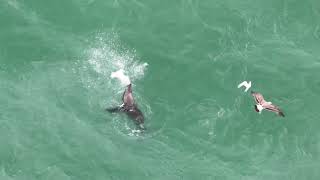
105, 106, 124, 113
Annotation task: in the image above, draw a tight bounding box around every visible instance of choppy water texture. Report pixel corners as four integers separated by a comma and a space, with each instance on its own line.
1, 0, 320, 179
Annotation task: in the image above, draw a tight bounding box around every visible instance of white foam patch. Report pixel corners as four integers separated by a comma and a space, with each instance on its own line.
110, 69, 131, 86
7, 0, 20, 10
86, 33, 148, 86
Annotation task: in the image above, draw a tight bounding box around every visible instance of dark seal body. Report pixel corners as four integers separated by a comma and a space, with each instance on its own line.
106, 84, 145, 129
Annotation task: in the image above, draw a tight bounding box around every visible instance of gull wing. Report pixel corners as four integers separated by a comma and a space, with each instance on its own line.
263, 103, 285, 117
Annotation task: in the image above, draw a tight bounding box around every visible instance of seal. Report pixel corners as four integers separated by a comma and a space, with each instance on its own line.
106, 84, 145, 129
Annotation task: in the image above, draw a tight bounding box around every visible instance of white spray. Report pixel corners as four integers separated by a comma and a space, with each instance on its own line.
110, 69, 131, 86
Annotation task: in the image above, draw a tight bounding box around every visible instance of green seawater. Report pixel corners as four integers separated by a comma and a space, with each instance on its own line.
1, 0, 320, 179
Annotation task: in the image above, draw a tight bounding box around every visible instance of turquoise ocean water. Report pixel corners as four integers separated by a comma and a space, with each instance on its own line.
1, 0, 320, 179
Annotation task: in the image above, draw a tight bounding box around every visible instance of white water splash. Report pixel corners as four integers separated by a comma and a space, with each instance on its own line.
87, 33, 148, 85
110, 69, 131, 86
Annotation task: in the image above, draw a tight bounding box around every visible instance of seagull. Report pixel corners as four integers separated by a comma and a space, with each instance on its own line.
251, 91, 285, 117
238, 81, 252, 92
